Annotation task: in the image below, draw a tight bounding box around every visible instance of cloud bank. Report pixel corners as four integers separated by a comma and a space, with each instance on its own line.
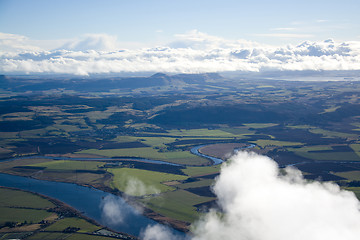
1, 30, 360, 75
143, 151, 360, 240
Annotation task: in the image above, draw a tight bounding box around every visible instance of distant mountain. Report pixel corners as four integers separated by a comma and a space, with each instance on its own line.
172, 73, 224, 84
0, 73, 225, 93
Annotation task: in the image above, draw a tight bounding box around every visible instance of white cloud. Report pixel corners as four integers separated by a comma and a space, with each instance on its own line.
0, 32, 42, 53
141, 151, 360, 240
100, 195, 131, 226
59, 34, 119, 51
270, 28, 297, 31
317, 19, 329, 23
254, 33, 314, 39
141, 224, 187, 240
0, 31, 359, 75
191, 152, 360, 240
124, 177, 160, 196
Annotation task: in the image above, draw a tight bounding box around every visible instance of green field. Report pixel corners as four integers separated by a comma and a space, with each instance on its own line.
182, 165, 220, 177
77, 148, 208, 165
165, 128, 244, 137
30, 160, 105, 171
250, 139, 303, 148
0, 207, 52, 225
143, 189, 214, 222
308, 128, 358, 139
26, 232, 119, 240
0, 188, 54, 226
44, 218, 101, 233
177, 179, 215, 189
26, 232, 69, 240
109, 168, 188, 196
0, 188, 55, 209
0, 188, 124, 239
242, 123, 278, 129
335, 171, 360, 181
292, 151, 360, 161
67, 233, 122, 240
288, 146, 333, 152
350, 144, 360, 157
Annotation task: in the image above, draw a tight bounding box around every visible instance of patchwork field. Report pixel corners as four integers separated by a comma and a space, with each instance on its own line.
0, 187, 127, 240
2, 78, 360, 234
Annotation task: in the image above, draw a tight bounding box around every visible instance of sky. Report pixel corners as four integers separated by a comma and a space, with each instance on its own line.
0, 0, 360, 75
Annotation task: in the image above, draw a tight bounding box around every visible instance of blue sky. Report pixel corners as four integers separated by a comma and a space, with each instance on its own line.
0, 0, 360, 75
1, 0, 359, 46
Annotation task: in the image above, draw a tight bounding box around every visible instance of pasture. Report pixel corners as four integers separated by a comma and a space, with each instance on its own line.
109, 168, 188, 196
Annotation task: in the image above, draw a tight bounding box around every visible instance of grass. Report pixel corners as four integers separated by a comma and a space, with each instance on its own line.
53, 124, 84, 132
289, 145, 360, 161
182, 165, 220, 177
288, 146, 333, 152
218, 127, 254, 135
76, 148, 208, 165
0, 188, 55, 209
177, 179, 214, 189
350, 144, 360, 151
242, 123, 278, 129
334, 171, 360, 181
26, 232, 70, 240
143, 189, 214, 223
166, 128, 240, 137
321, 106, 340, 113
67, 234, 122, 240
350, 144, 360, 157
294, 151, 360, 161
0, 147, 13, 154
0, 132, 19, 138
138, 136, 177, 148
250, 139, 303, 148
30, 160, 105, 171
108, 168, 188, 196
44, 218, 100, 233
0, 158, 53, 172
308, 128, 358, 139
288, 125, 358, 139
287, 125, 312, 129
0, 188, 55, 225
0, 207, 52, 225
19, 128, 50, 138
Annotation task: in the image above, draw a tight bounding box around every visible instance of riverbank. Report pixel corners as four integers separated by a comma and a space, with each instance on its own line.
0, 170, 190, 234
0, 186, 138, 240
0, 144, 254, 234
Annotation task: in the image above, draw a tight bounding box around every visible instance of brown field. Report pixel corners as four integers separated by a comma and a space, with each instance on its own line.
199, 143, 249, 160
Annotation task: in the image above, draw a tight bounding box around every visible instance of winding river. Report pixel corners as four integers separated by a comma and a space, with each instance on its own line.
0, 173, 165, 237
0, 144, 253, 237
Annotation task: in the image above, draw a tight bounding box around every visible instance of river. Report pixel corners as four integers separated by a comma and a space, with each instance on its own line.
0, 144, 254, 237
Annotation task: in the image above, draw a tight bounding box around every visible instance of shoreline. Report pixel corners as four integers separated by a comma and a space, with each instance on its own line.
0, 185, 138, 240
0, 170, 191, 234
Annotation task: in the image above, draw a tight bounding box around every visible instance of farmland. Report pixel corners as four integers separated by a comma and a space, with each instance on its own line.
2, 73, 360, 234
0, 187, 133, 240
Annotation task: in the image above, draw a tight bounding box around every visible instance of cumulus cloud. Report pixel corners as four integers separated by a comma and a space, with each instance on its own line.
100, 195, 132, 226
124, 177, 160, 196
142, 151, 360, 240
192, 152, 360, 240
0, 32, 42, 53
0, 31, 360, 75
141, 224, 188, 240
59, 34, 119, 51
